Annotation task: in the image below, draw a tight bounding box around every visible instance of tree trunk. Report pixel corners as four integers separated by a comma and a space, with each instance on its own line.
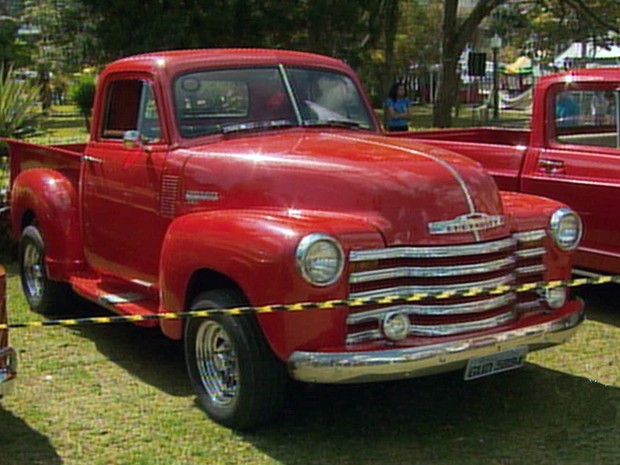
433, 0, 458, 128
433, 55, 460, 127
433, 0, 507, 128
382, 0, 399, 97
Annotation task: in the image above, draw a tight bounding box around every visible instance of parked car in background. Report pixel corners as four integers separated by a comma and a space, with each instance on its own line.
0, 265, 17, 398
398, 68, 620, 276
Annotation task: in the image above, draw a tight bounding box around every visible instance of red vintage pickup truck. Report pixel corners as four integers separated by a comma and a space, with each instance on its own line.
400, 68, 620, 276
6, 49, 584, 428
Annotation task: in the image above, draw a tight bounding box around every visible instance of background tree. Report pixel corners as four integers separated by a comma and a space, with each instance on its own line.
20, 0, 97, 109
433, 0, 620, 128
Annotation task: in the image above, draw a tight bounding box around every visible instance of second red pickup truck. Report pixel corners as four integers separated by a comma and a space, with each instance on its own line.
399, 68, 620, 276
5, 49, 585, 428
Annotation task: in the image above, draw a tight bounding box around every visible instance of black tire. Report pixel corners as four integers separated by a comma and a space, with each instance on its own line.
19, 225, 72, 315
184, 289, 287, 429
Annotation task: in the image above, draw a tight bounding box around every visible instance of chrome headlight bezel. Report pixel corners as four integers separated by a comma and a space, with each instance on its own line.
549, 207, 583, 251
296, 233, 345, 287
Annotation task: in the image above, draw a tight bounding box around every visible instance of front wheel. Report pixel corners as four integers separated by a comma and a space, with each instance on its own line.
184, 289, 287, 429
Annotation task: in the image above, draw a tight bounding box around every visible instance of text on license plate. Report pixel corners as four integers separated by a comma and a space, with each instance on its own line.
464, 347, 528, 381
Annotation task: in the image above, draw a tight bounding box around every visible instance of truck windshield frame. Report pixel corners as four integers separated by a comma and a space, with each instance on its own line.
172, 66, 375, 138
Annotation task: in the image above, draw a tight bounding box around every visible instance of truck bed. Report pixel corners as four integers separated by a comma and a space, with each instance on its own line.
6, 139, 85, 187
390, 127, 531, 191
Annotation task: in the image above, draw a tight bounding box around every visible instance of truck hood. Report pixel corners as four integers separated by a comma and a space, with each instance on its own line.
180, 130, 509, 245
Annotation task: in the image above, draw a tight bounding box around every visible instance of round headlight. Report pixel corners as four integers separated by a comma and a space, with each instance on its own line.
296, 233, 344, 286
550, 208, 582, 251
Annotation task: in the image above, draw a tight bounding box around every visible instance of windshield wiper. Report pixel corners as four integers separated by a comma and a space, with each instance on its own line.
222, 119, 296, 134
304, 119, 363, 129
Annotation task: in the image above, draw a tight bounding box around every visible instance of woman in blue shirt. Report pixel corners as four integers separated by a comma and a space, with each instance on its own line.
385, 82, 411, 131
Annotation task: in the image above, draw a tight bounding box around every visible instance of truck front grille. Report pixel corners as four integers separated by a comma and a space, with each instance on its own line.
346, 231, 547, 344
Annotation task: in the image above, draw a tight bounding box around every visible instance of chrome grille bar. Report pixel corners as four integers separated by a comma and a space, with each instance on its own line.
347, 292, 517, 324
409, 311, 516, 337
516, 264, 546, 276
515, 247, 545, 258
349, 275, 515, 300
345, 311, 517, 344
513, 230, 546, 243
349, 237, 516, 261
349, 256, 516, 283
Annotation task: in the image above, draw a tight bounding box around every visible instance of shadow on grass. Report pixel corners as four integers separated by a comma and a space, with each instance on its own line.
245, 366, 619, 465
42, 294, 190, 398
0, 408, 63, 465
574, 283, 620, 328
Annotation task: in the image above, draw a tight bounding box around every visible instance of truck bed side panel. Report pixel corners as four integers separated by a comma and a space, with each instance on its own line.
392, 128, 530, 191
6, 139, 85, 189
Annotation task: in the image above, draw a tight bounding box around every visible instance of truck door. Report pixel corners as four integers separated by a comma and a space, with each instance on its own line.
82, 77, 170, 284
522, 86, 620, 274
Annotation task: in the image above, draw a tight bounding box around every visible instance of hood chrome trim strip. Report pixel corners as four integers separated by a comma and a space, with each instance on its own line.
326, 134, 482, 241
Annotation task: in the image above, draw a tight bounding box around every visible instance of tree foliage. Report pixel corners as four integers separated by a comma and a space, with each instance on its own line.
0, 65, 40, 137
3, 0, 620, 129
21, 0, 98, 73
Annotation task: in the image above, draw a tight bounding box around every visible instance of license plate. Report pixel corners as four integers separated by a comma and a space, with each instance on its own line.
464, 347, 528, 381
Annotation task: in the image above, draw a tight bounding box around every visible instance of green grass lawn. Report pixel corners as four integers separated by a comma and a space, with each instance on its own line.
1, 268, 619, 465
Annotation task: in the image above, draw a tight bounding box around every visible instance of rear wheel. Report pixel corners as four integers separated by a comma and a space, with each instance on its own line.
185, 289, 287, 429
19, 225, 72, 315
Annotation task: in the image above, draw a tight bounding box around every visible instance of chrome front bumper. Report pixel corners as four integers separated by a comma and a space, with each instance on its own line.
0, 347, 17, 397
288, 302, 585, 384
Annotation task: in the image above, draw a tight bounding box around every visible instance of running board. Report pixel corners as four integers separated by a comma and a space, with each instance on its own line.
69, 275, 160, 327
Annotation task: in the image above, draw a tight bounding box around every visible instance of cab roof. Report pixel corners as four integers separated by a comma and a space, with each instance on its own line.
102, 48, 352, 77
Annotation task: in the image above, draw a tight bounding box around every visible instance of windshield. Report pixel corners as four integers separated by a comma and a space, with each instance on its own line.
173, 66, 375, 138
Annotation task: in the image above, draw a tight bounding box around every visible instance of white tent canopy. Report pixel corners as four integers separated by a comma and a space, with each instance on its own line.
554, 41, 620, 67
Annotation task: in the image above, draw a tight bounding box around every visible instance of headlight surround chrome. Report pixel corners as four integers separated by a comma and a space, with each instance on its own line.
296, 233, 345, 286
549, 207, 582, 251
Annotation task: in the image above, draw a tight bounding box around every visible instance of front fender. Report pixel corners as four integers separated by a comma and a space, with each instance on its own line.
10, 169, 84, 279
158, 209, 384, 360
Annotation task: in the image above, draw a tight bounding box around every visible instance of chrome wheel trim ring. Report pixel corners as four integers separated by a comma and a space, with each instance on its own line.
195, 320, 240, 407
23, 241, 45, 304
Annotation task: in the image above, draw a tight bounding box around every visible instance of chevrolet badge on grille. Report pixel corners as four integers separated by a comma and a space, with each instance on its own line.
428, 213, 505, 235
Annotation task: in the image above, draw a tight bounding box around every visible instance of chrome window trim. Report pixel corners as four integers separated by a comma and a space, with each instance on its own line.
349, 256, 516, 284
349, 237, 516, 262
347, 292, 517, 324
349, 275, 514, 300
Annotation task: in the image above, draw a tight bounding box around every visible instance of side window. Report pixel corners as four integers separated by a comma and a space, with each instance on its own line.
102, 80, 161, 142
554, 90, 618, 148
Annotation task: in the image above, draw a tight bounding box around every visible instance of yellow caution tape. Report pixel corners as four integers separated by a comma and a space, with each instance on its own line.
1, 274, 618, 330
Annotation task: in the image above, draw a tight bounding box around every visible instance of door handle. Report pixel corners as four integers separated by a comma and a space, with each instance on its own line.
538, 158, 564, 173
83, 155, 103, 164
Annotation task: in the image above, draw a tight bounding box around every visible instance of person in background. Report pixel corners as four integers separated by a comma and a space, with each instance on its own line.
385, 82, 411, 131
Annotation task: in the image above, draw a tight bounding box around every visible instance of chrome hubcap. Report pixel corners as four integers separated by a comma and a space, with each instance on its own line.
23, 242, 45, 303
195, 320, 239, 406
